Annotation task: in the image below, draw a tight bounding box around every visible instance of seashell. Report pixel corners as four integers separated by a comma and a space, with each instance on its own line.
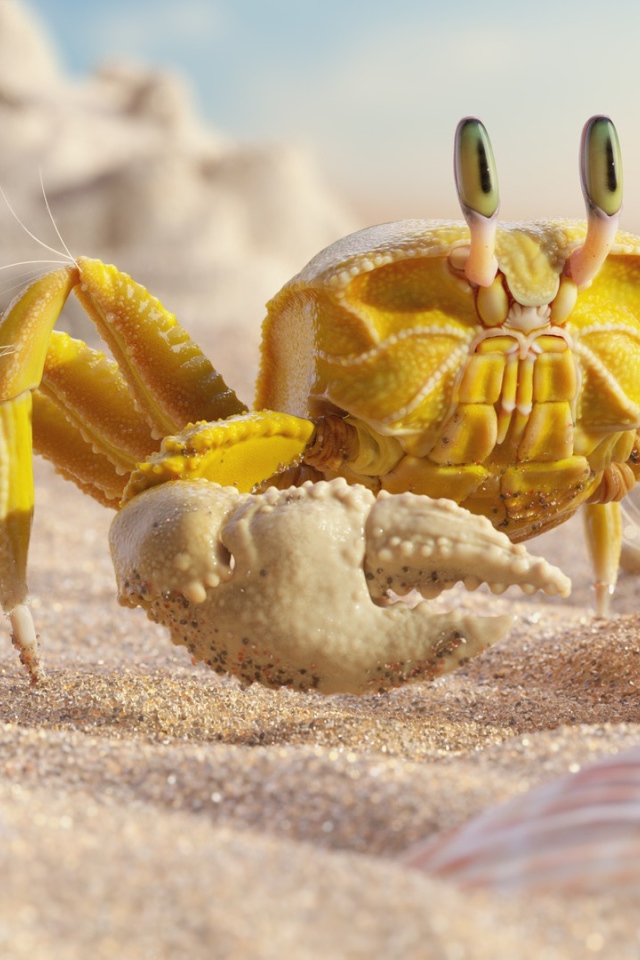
402, 747, 640, 894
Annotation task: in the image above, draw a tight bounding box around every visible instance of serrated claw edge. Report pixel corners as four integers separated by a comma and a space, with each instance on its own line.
110, 479, 570, 694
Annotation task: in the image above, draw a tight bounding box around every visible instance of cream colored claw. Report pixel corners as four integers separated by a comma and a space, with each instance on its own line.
365, 491, 571, 602
111, 479, 570, 695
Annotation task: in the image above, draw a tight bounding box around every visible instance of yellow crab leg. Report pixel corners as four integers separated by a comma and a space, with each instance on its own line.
32, 393, 128, 507
0, 267, 78, 679
39, 327, 316, 501
71, 259, 319, 492
124, 412, 317, 501
0, 261, 317, 681
583, 501, 622, 617
40, 330, 159, 472
73, 258, 248, 435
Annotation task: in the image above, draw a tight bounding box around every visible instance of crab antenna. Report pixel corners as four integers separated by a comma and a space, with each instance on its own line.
567, 116, 622, 289
454, 117, 500, 287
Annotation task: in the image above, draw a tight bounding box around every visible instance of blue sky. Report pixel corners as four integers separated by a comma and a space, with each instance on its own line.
25, 0, 640, 226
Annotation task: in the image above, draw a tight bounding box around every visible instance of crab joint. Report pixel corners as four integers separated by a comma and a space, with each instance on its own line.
303, 415, 403, 478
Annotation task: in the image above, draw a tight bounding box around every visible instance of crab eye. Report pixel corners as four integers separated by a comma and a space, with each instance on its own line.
566, 116, 622, 289
580, 115, 622, 217
454, 118, 500, 220
453, 118, 500, 288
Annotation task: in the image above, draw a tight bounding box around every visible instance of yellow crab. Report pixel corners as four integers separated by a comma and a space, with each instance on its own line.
1, 115, 637, 694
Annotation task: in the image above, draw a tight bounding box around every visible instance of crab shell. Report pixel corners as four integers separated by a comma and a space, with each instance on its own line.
257, 219, 640, 539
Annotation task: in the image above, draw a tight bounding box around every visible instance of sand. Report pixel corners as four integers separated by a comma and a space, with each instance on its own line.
2, 4, 638, 954
0, 458, 639, 959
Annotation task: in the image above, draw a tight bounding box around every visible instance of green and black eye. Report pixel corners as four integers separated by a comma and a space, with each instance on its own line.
454, 117, 499, 219
580, 115, 622, 217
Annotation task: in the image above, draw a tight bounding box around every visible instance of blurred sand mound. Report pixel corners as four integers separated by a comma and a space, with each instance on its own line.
0, 0, 357, 399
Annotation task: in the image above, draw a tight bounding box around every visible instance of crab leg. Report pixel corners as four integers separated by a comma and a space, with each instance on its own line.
0, 268, 78, 679
123, 412, 316, 499
70, 259, 316, 494
0, 260, 318, 679
0, 259, 242, 677
583, 502, 622, 617
39, 330, 159, 471
32, 393, 129, 507
72, 258, 248, 435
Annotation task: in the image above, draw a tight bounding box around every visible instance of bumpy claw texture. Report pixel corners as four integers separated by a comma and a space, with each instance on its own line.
110, 478, 570, 695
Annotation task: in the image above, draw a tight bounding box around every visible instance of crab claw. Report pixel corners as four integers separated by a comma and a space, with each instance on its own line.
364, 491, 570, 602
110, 479, 570, 695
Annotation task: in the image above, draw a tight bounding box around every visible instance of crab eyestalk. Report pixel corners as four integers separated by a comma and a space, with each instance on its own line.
454, 117, 500, 287
566, 116, 623, 289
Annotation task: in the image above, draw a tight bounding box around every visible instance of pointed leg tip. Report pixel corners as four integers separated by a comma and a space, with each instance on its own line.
9, 603, 44, 682
593, 582, 614, 619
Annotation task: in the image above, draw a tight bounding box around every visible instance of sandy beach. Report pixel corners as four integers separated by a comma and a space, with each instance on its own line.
0, 457, 637, 958
0, 3, 639, 956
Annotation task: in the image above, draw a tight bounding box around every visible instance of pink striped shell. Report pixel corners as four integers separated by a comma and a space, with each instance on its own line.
402, 747, 640, 894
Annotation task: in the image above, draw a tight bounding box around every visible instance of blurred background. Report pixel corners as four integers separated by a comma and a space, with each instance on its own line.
3, 0, 640, 397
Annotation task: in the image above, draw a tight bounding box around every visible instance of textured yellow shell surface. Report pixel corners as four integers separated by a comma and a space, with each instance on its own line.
257, 219, 640, 537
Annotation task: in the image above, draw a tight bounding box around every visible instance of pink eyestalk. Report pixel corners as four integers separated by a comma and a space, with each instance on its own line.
454, 117, 500, 287
566, 116, 622, 289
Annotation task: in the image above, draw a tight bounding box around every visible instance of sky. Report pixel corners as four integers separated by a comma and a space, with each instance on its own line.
24, 0, 640, 228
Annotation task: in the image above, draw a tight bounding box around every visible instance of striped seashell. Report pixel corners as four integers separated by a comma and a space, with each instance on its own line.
402, 747, 640, 894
